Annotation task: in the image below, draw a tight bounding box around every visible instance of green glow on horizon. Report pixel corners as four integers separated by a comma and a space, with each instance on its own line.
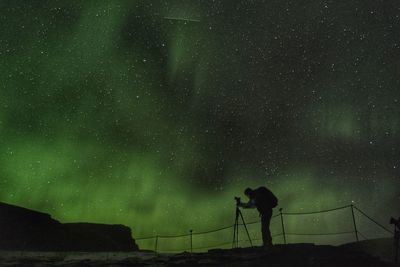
1, 142, 394, 250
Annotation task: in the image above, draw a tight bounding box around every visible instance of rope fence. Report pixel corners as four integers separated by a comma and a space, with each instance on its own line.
135, 204, 394, 253
284, 231, 355, 236
282, 205, 351, 215
353, 206, 393, 234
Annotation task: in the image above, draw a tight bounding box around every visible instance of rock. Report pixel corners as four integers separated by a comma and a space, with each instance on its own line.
63, 223, 138, 252
0, 202, 138, 251
341, 238, 398, 263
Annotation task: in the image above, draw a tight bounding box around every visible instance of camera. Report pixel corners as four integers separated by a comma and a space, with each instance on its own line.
390, 217, 400, 229
234, 196, 241, 205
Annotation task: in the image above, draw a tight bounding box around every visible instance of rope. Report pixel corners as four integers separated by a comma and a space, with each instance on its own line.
353, 206, 394, 234
285, 231, 354, 236
228, 213, 280, 227
137, 214, 282, 240
135, 233, 190, 241
283, 205, 351, 215
192, 224, 234, 235
158, 233, 191, 238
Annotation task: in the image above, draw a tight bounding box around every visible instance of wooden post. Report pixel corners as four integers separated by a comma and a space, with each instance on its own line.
350, 205, 359, 242
190, 230, 193, 253
154, 236, 159, 254
394, 226, 399, 264
280, 208, 287, 244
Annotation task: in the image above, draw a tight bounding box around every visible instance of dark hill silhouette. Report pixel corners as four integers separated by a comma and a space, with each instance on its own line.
0, 202, 138, 252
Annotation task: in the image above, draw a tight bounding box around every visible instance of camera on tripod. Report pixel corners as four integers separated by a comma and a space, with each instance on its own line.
232, 196, 252, 247
234, 196, 241, 205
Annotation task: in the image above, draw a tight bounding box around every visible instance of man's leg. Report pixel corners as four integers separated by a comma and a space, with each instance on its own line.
261, 209, 273, 247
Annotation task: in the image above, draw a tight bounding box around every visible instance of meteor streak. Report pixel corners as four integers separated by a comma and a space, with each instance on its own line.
164, 16, 200, 22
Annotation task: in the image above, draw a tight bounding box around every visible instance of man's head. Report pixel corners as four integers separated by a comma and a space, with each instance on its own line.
244, 187, 254, 199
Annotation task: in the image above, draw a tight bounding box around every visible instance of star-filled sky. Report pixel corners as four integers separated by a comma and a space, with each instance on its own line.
1, 0, 399, 251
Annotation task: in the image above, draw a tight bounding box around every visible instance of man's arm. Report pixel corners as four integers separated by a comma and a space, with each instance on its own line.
238, 198, 256, 209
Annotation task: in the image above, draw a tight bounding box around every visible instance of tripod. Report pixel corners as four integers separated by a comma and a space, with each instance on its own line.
232, 203, 253, 248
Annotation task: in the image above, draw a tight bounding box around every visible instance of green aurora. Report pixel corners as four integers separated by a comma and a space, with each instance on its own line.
1, 1, 399, 251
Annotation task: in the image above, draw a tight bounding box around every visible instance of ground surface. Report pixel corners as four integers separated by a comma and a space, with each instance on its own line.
0, 243, 397, 267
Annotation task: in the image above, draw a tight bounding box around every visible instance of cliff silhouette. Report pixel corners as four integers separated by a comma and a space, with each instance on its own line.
0, 202, 138, 252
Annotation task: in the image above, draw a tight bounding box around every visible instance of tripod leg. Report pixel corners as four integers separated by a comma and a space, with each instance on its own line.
232, 219, 236, 248
236, 212, 239, 247
232, 218, 236, 248
232, 208, 239, 248
238, 209, 253, 247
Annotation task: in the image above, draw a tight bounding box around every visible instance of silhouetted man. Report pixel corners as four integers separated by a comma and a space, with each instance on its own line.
238, 187, 278, 248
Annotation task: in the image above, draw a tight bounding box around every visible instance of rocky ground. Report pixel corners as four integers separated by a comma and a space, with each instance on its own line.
0, 243, 397, 267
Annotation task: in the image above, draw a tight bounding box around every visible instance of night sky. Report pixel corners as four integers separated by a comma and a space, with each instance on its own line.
1, 1, 399, 251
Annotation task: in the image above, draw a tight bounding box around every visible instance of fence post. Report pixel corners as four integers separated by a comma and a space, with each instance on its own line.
190, 229, 193, 253
395, 227, 398, 264
279, 208, 287, 244
154, 236, 159, 254
350, 205, 359, 242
